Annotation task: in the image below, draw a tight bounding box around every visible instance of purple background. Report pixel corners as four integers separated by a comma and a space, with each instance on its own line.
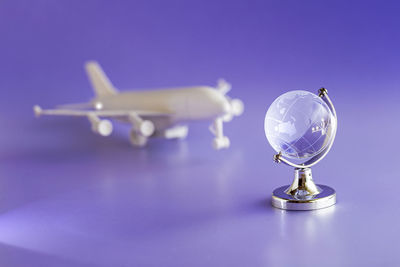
1, 1, 400, 266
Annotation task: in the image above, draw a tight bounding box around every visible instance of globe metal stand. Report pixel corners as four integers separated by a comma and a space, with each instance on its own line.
271, 88, 337, 211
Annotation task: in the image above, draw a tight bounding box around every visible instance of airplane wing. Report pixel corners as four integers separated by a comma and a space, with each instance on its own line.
33, 105, 171, 137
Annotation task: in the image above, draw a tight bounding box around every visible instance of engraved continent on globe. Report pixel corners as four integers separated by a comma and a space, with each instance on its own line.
264, 90, 335, 160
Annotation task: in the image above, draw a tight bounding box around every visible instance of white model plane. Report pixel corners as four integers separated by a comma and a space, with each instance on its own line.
33, 61, 244, 149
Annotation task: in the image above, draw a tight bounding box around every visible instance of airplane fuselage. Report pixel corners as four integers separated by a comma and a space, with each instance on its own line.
93, 86, 231, 126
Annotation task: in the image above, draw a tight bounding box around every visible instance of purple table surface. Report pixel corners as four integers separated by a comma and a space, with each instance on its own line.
1, 1, 400, 266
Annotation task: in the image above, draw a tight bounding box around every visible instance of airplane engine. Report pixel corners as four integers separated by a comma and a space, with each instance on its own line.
128, 114, 155, 137
137, 120, 155, 137
88, 114, 113, 136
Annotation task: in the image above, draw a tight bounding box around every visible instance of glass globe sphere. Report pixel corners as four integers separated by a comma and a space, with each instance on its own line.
264, 90, 335, 160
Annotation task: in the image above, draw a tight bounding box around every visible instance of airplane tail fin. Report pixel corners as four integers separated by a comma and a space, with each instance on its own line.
85, 61, 118, 97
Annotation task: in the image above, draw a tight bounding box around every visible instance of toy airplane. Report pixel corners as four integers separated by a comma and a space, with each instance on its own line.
33, 61, 244, 149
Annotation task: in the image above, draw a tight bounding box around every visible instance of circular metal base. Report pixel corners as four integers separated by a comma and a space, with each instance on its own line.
272, 184, 336, 210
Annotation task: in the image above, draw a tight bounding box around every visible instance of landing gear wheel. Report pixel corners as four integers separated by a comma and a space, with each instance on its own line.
212, 136, 230, 150
164, 126, 189, 139
175, 126, 188, 139
130, 130, 148, 147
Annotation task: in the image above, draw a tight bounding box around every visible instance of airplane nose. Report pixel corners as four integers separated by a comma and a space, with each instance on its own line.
186, 88, 237, 119
221, 100, 231, 114
213, 96, 231, 116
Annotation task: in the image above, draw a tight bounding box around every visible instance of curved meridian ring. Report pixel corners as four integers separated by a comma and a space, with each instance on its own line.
274, 88, 337, 169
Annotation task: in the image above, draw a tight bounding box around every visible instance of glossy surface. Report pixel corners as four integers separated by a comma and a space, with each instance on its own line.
1, 1, 400, 266
272, 185, 336, 210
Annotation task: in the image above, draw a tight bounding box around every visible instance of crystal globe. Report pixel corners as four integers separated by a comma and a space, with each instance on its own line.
264, 90, 335, 160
